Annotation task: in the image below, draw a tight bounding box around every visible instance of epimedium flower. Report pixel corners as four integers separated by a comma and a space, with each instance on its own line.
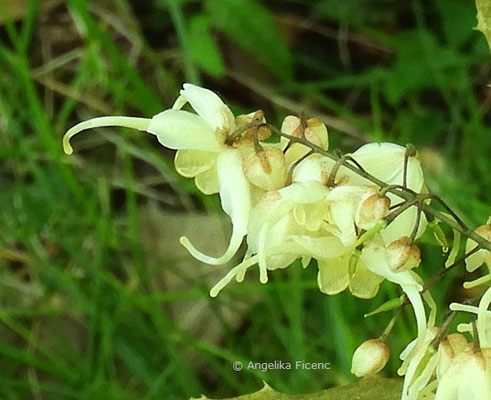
209, 141, 428, 300
435, 289, 491, 400
63, 83, 262, 266
208, 180, 353, 297
361, 236, 428, 357
400, 288, 491, 400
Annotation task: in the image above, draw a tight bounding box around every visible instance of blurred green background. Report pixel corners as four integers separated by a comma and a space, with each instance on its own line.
0, 0, 489, 399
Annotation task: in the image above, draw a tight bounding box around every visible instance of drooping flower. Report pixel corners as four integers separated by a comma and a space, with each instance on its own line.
402, 288, 491, 400
63, 83, 257, 265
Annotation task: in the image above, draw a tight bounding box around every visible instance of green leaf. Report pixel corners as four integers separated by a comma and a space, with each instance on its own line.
364, 297, 404, 318
188, 14, 226, 78
190, 377, 403, 400
435, 0, 475, 47
205, 0, 292, 79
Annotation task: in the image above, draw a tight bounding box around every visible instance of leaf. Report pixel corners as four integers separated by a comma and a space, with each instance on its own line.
435, 0, 475, 47
364, 296, 404, 318
476, 0, 491, 51
190, 376, 403, 400
205, 0, 293, 79
188, 14, 226, 78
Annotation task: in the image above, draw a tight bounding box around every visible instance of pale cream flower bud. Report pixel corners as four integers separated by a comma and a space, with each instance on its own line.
355, 189, 391, 230
351, 339, 390, 377
386, 237, 421, 272
243, 147, 286, 190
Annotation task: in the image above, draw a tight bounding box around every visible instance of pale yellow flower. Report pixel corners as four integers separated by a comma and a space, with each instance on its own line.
63, 84, 255, 266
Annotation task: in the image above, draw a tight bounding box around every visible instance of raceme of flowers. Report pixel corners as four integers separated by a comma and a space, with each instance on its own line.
63, 84, 491, 400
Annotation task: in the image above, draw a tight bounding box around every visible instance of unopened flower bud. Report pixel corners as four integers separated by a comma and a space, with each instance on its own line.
355, 189, 390, 230
386, 237, 421, 272
351, 339, 390, 377
243, 147, 286, 190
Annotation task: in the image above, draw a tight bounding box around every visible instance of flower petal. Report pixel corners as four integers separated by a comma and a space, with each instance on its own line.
179, 83, 235, 133
351, 143, 425, 192
180, 149, 251, 265
317, 254, 350, 295
327, 186, 365, 246
349, 259, 384, 299
381, 204, 428, 244
361, 238, 422, 288
147, 109, 223, 151
290, 235, 346, 259
194, 167, 219, 195
279, 181, 328, 203
174, 150, 217, 178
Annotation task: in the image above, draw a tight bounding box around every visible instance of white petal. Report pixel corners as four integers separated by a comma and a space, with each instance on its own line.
381, 204, 427, 244
194, 167, 219, 195
317, 254, 350, 295
327, 186, 365, 245
279, 181, 328, 203
147, 109, 223, 151
180, 149, 251, 265
290, 235, 346, 259
174, 150, 217, 178
256, 200, 296, 282
291, 155, 326, 184
351, 143, 425, 192
180, 83, 235, 133
349, 259, 384, 299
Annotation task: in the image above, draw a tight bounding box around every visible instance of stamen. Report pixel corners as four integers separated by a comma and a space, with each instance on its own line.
257, 201, 296, 283
63, 116, 151, 154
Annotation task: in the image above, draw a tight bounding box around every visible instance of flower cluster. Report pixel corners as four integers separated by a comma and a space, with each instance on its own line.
63, 84, 490, 400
